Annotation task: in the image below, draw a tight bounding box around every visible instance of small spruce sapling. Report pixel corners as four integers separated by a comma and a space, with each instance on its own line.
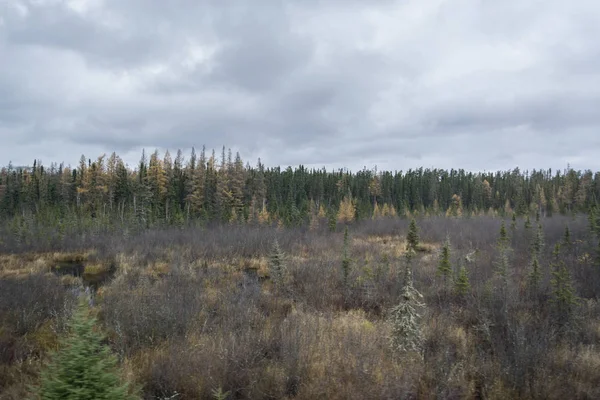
550, 244, 579, 326
437, 236, 452, 289
406, 218, 420, 258
342, 226, 351, 285
37, 299, 138, 400
528, 255, 542, 296
495, 222, 511, 278
269, 238, 286, 288
524, 215, 532, 230
454, 262, 471, 297
531, 224, 545, 258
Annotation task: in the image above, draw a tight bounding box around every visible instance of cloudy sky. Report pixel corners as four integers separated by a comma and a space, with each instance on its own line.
1, 0, 599, 172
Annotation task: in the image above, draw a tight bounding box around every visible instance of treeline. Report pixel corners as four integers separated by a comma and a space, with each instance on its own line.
1, 147, 599, 229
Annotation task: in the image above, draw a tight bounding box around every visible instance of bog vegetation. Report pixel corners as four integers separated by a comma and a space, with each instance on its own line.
1, 149, 600, 399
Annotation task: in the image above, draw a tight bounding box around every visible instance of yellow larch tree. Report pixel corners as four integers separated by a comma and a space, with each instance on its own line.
337, 193, 356, 223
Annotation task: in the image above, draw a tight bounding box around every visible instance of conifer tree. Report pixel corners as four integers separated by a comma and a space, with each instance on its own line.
495, 221, 512, 278
498, 221, 510, 248
531, 224, 545, 258
588, 206, 598, 236
389, 270, 425, 354
528, 255, 542, 295
510, 213, 517, 234
563, 225, 573, 248
37, 299, 138, 400
524, 214, 532, 230
337, 194, 356, 223
269, 238, 286, 288
406, 218, 420, 258
327, 209, 337, 232
437, 236, 452, 288
454, 263, 471, 296
550, 250, 579, 326
342, 226, 351, 285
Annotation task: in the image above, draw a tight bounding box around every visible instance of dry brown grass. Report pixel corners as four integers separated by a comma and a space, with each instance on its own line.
2, 217, 600, 399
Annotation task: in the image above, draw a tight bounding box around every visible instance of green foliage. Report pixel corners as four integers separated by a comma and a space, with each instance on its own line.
531, 224, 545, 258
528, 256, 542, 295
269, 238, 286, 287
550, 258, 579, 324
406, 218, 420, 259
510, 213, 517, 233
498, 221, 510, 248
595, 238, 600, 268
437, 236, 452, 286
2, 149, 600, 239
37, 299, 138, 400
495, 221, 512, 279
589, 206, 598, 236
524, 215, 532, 230
562, 225, 572, 249
552, 243, 561, 261
328, 210, 337, 232
454, 263, 471, 296
342, 226, 351, 285
389, 274, 425, 354
212, 387, 231, 400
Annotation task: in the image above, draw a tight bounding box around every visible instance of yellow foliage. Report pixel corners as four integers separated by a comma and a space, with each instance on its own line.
318, 204, 327, 219
257, 207, 270, 225
337, 195, 355, 223
229, 207, 238, 224
381, 203, 397, 217
446, 194, 463, 217
504, 199, 513, 215
372, 202, 381, 219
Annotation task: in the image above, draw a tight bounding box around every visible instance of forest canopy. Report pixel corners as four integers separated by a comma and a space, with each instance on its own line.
1, 147, 598, 230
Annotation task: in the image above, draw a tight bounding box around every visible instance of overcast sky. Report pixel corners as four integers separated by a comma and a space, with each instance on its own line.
1, 0, 600, 172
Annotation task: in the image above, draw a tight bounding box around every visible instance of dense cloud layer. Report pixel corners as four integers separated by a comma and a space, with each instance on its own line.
1, 0, 599, 172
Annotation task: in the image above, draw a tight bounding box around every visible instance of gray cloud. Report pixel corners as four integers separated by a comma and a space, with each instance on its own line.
1, 0, 600, 172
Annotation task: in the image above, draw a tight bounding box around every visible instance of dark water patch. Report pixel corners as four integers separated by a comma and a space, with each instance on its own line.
82, 262, 116, 291
51, 261, 85, 277
50, 260, 116, 291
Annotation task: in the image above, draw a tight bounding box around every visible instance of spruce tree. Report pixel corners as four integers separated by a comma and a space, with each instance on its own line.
437, 236, 452, 288
269, 238, 286, 288
562, 225, 572, 250
531, 224, 545, 258
327, 210, 337, 232
495, 222, 512, 278
37, 299, 137, 400
524, 215, 532, 230
498, 221, 509, 248
510, 213, 517, 234
550, 256, 578, 326
211, 387, 231, 400
454, 263, 471, 296
595, 238, 600, 268
389, 271, 425, 354
589, 206, 598, 236
342, 226, 351, 285
406, 218, 420, 258
528, 255, 542, 295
